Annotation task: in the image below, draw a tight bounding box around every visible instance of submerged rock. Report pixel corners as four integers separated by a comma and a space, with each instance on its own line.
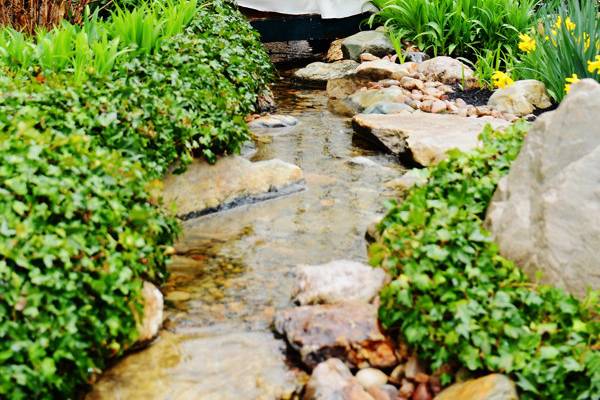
352, 112, 509, 166
342, 30, 395, 61
434, 374, 518, 400
136, 281, 164, 344
486, 79, 600, 297
88, 330, 301, 400
488, 80, 552, 116
294, 60, 359, 85
249, 114, 299, 129
274, 303, 398, 369
293, 260, 387, 305
303, 358, 374, 400
163, 156, 304, 219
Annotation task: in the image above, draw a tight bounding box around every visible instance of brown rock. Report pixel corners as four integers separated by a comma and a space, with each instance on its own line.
412, 383, 432, 400
414, 373, 430, 384
367, 386, 394, 400
274, 303, 398, 369
136, 281, 163, 343
400, 77, 425, 91
356, 60, 417, 81
304, 358, 375, 400
419, 100, 433, 113
399, 380, 415, 398
431, 100, 447, 114
411, 90, 424, 101
326, 39, 344, 62
423, 87, 443, 98
361, 53, 381, 62
379, 79, 401, 88
433, 374, 518, 400
327, 75, 371, 99
417, 57, 474, 84
476, 106, 492, 116
455, 98, 467, 108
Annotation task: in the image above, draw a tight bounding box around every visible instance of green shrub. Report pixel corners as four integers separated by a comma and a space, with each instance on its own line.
369, 0, 536, 60
371, 122, 600, 399
0, 118, 179, 399
0, 0, 273, 174
516, 0, 600, 101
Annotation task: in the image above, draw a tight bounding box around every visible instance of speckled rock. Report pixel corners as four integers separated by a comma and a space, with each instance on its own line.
274, 303, 398, 369
417, 57, 475, 85
434, 374, 518, 400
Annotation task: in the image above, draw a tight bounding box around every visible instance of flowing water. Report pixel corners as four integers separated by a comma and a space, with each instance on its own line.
87, 76, 406, 400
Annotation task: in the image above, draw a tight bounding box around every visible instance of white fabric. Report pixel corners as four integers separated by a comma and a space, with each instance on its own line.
236, 0, 374, 19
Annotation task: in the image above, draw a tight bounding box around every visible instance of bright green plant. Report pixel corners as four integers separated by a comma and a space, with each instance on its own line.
466, 46, 516, 89
0, 117, 180, 399
371, 122, 600, 399
516, 0, 600, 101
369, 0, 537, 60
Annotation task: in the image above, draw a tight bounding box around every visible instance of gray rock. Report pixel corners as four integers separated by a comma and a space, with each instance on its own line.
274, 303, 398, 369
384, 169, 429, 191
488, 79, 552, 116
294, 60, 359, 84
403, 51, 430, 64
293, 260, 387, 305
248, 114, 299, 129
352, 112, 509, 166
434, 374, 518, 400
327, 74, 371, 99
162, 156, 304, 218
342, 31, 395, 61
303, 359, 374, 400
417, 56, 475, 85
486, 79, 600, 298
363, 102, 415, 115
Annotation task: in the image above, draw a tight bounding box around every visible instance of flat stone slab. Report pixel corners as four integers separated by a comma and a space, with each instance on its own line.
163, 156, 304, 219
248, 114, 298, 129
294, 60, 359, 85
352, 113, 509, 166
274, 303, 398, 370
293, 260, 387, 305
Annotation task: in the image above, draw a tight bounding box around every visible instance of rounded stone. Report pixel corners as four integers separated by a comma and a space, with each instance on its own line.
356, 368, 388, 389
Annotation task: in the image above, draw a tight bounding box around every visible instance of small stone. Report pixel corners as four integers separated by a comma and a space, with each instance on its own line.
454, 98, 468, 108
414, 373, 430, 384
403, 51, 430, 64
466, 105, 478, 117
475, 106, 492, 116
136, 281, 163, 343
419, 100, 433, 113
248, 114, 299, 129
404, 356, 424, 379
400, 77, 425, 91
438, 85, 454, 93
423, 87, 443, 98
399, 380, 415, 398
389, 364, 405, 384
378, 79, 401, 88
411, 90, 424, 101
356, 368, 388, 389
378, 384, 399, 399
303, 358, 374, 400
326, 38, 344, 62
431, 100, 447, 114
361, 52, 380, 62
412, 383, 432, 400
446, 102, 458, 113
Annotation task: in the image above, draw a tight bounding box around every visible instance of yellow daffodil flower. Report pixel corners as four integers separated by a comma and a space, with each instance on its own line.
564, 74, 580, 93
565, 17, 576, 32
492, 71, 514, 89
518, 33, 536, 53
588, 56, 600, 74
554, 16, 562, 29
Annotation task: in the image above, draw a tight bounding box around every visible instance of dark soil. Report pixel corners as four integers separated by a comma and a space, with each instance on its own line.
447, 86, 494, 107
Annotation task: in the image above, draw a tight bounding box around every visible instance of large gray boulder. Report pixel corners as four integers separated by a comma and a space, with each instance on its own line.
486, 79, 600, 297
342, 31, 395, 61
294, 60, 359, 85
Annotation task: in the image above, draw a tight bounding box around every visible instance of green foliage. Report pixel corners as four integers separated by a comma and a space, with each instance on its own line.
0, 119, 179, 399
371, 122, 600, 399
466, 46, 517, 90
369, 0, 537, 60
516, 0, 600, 101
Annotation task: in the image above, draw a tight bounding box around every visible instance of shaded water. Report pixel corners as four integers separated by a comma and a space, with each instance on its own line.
88, 78, 405, 400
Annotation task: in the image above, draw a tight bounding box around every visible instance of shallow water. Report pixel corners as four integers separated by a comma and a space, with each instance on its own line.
87, 78, 405, 400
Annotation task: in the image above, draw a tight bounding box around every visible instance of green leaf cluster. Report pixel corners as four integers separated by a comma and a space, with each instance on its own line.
368, 0, 537, 61
370, 122, 600, 399
0, 0, 273, 398
0, 120, 180, 399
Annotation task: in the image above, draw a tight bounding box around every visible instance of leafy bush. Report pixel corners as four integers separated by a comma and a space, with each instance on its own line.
369, 0, 536, 60
516, 0, 600, 101
0, 118, 179, 399
0, 0, 273, 174
370, 122, 600, 399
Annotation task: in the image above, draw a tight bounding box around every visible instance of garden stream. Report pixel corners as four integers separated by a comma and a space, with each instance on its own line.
87, 74, 405, 400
